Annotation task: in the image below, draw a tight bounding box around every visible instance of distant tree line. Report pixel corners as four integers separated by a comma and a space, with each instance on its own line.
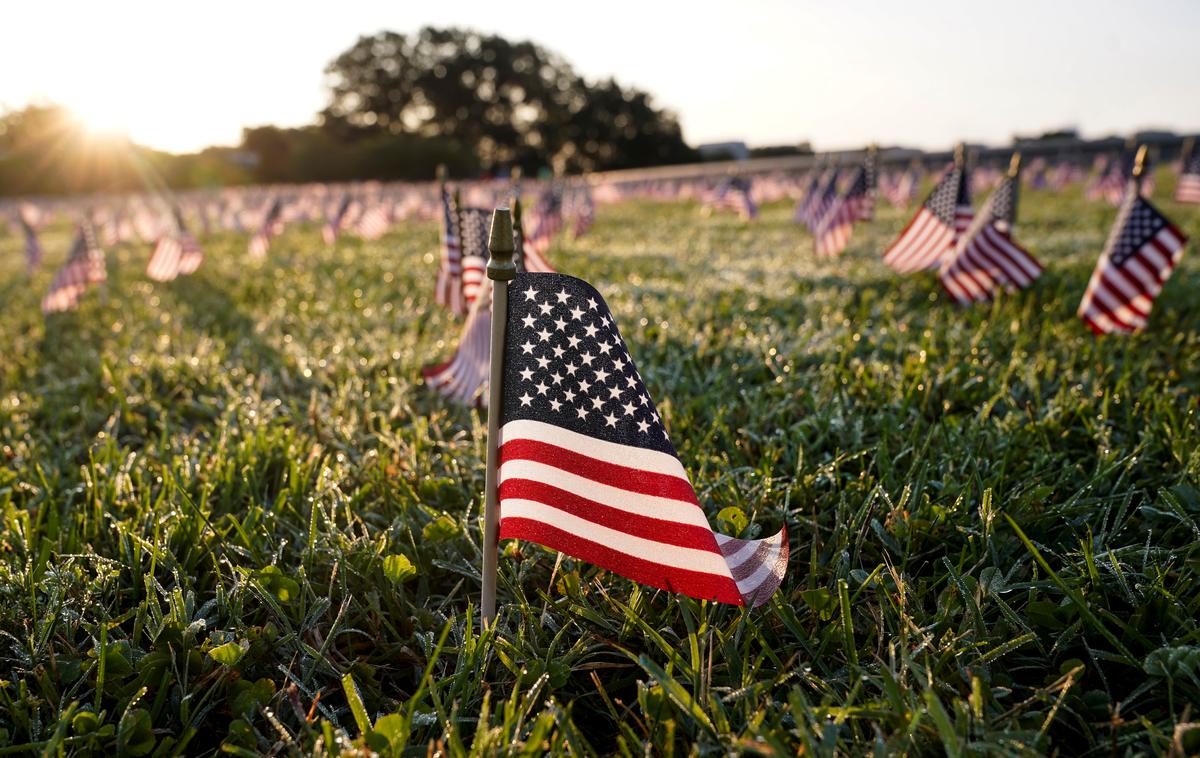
0, 27, 703, 196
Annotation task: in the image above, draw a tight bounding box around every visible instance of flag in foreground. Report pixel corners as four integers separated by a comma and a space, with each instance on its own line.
1078, 186, 1187, 334
940, 170, 1042, 304
883, 165, 972, 273
496, 272, 788, 606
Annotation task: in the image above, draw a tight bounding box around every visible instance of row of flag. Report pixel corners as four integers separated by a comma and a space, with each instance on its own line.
426, 144, 1193, 611
3, 139, 1197, 613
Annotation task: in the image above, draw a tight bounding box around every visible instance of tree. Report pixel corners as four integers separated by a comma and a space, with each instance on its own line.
321, 27, 694, 173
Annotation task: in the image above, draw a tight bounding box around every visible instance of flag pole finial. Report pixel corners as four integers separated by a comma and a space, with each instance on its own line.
1008, 152, 1022, 178
1132, 145, 1149, 179
487, 208, 517, 281
954, 143, 966, 167
481, 207, 516, 625
436, 164, 447, 183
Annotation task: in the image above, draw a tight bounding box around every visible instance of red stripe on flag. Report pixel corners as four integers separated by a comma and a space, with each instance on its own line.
498, 518, 744, 605
500, 439, 699, 503
499, 479, 719, 550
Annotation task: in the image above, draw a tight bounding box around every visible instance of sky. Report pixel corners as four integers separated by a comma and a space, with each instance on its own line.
4, 0, 1199, 154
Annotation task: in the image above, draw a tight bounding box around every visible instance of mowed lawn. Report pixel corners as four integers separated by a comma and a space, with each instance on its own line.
1, 180, 1199, 756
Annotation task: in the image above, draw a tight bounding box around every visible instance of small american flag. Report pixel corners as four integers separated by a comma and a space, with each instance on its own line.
814, 167, 868, 257
422, 283, 493, 406
459, 207, 493, 307
518, 192, 560, 274
322, 194, 353, 245
42, 221, 106, 314
248, 198, 283, 259
424, 217, 532, 406
17, 205, 43, 272
435, 188, 466, 315
940, 172, 1043, 305
882, 167, 920, 209
147, 208, 204, 282
497, 272, 788, 606
792, 170, 824, 223
1176, 140, 1200, 204
1078, 185, 1188, 334
565, 186, 596, 238
883, 166, 972, 273
355, 202, 391, 240
1088, 151, 1138, 206
705, 177, 758, 220
805, 170, 840, 235
857, 150, 877, 221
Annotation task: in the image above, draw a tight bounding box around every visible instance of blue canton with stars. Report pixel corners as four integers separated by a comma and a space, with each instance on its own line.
462, 206, 528, 270
989, 174, 1019, 227
1104, 195, 1168, 267
500, 272, 676, 456
924, 166, 969, 225
459, 208, 493, 259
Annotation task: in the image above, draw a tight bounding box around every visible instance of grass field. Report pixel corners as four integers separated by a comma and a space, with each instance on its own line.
2, 179, 1200, 756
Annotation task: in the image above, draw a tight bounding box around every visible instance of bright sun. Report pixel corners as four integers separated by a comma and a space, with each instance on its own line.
70, 98, 133, 141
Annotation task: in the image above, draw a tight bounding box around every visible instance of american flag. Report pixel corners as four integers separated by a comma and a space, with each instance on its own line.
1176, 140, 1200, 204
147, 209, 204, 282
940, 172, 1043, 305
566, 186, 596, 238
883, 167, 920, 209
356, 202, 391, 240
857, 150, 877, 221
422, 283, 493, 406
459, 207, 493, 306
883, 165, 972, 273
17, 205, 43, 272
792, 170, 824, 223
322, 194, 353, 245
1088, 151, 1136, 206
435, 187, 466, 315
517, 193, 560, 274
42, 221, 106, 314
705, 177, 758, 220
1078, 185, 1188, 334
497, 272, 788, 606
814, 167, 868, 257
804, 170, 840, 235
248, 198, 283, 259
424, 215, 532, 406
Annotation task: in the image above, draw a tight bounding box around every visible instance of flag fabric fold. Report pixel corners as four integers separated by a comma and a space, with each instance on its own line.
496, 272, 787, 607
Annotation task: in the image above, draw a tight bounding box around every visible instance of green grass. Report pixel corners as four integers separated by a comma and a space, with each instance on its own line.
1, 177, 1200, 756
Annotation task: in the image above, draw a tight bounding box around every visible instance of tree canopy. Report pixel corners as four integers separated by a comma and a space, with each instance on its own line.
321, 27, 696, 174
